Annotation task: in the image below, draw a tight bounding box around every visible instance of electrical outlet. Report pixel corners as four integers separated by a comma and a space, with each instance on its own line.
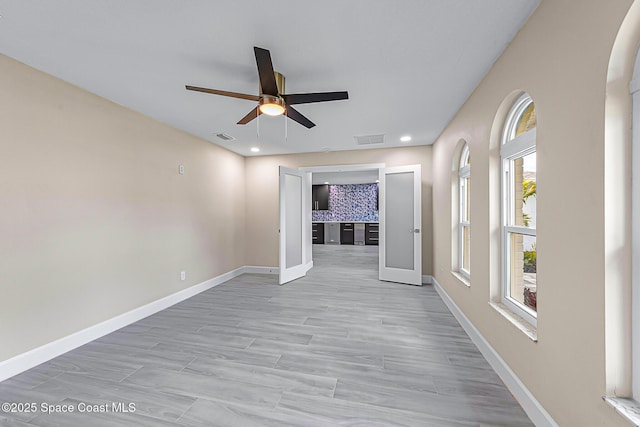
179, 165, 185, 175
180, 271, 186, 281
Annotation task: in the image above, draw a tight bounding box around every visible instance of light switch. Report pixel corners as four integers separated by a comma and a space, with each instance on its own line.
179, 165, 185, 175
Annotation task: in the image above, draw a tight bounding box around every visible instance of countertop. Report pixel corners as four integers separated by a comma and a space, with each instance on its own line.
312, 221, 378, 224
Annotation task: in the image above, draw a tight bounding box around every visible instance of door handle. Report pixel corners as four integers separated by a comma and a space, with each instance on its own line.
413, 229, 420, 233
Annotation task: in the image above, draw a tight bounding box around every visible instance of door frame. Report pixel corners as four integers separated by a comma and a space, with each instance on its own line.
299, 163, 386, 263
293, 163, 423, 286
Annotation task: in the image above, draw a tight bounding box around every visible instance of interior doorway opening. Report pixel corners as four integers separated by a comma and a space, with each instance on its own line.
280, 162, 422, 286
301, 164, 383, 270
307, 166, 382, 273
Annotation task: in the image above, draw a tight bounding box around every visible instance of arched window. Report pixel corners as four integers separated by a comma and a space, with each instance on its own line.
459, 144, 471, 279
501, 93, 537, 326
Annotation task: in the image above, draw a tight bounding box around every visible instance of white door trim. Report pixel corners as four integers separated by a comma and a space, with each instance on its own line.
299, 163, 386, 174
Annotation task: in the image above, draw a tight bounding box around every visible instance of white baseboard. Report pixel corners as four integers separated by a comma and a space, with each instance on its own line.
243, 265, 280, 274
0, 265, 278, 383
430, 275, 558, 427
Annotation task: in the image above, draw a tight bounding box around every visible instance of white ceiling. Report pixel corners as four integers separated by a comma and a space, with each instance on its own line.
0, 0, 539, 157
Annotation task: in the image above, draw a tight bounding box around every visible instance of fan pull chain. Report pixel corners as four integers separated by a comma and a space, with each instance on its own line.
256, 105, 260, 138
285, 109, 288, 142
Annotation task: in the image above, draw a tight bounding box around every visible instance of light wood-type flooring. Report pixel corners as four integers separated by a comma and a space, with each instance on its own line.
0, 245, 533, 426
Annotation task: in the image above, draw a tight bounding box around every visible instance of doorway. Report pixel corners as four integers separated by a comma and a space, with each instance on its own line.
308, 167, 380, 273
279, 163, 422, 286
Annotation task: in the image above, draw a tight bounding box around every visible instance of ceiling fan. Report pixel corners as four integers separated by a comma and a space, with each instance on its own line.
186, 46, 349, 129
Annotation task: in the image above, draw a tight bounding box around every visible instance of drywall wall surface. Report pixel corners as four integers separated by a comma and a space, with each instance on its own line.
0, 54, 246, 362
430, 0, 633, 425
245, 146, 433, 275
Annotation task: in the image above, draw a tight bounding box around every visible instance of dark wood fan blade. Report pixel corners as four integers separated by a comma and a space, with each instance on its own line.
254, 47, 279, 96
282, 91, 349, 105
186, 85, 260, 101
237, 107, 262, 125
286, 106, 315, 128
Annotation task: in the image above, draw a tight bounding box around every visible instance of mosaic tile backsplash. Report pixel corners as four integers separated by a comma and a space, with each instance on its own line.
312, 183, 379, 222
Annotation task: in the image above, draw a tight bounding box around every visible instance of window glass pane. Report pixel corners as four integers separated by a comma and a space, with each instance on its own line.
508, 233, 537, 312
512, 152, 536, 228
515, 102, 536, 137
460, 146, 468, 168
462, 225, 470, 272
461, 177, 470, 222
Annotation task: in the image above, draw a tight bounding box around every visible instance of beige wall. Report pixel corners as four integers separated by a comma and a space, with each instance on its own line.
4, 0, 639, 423
245, 146, 433, 275
431, 0, 634, 425
0, 55, 246, 362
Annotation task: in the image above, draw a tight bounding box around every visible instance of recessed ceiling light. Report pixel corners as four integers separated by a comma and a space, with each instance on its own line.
324, 181, 329, 184
250, 147, 260, 153
400, 135, 412, 142
376, 180, 380, 183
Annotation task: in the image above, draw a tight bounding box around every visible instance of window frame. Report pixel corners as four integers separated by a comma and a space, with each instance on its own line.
458, 144, 471, 279
501, 93, 537, 327
632, 80, 640, 400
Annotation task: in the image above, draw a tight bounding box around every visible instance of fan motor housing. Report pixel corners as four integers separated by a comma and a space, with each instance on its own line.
260, 71, 285, 95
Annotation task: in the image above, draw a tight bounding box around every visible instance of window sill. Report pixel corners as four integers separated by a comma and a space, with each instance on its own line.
603, 396, 640, 426
489, 301, 538, 342
451, 271, 470, 288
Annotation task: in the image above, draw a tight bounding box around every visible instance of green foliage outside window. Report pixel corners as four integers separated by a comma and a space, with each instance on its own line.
522, 180, 536, 227
522, 180, 537, 273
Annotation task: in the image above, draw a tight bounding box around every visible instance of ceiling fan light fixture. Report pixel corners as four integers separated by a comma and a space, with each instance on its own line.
186, 47, 347, 129
259, 96, 285, 116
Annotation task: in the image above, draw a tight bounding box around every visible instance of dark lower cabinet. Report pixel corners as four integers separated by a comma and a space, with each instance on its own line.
312, 223, 325, 244
314, 222, 377, 245
340, 223, 354, 245
365, 223, 379, 245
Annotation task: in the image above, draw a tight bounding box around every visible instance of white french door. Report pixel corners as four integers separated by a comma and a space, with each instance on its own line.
379, 165, 422, 285
279, 166, 312, 284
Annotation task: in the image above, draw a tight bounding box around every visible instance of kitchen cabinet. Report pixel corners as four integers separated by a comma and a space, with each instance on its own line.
365, 223, 379, 245
340, 223, 354, 245
312, 184, 329, 210
312, 223, 325, 244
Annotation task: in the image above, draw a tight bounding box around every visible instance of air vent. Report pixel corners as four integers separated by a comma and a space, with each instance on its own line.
354, 134, 385, 145
215, 133, 235, 141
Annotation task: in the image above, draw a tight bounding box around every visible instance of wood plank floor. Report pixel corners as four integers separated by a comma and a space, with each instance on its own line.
0, 245, 533, 426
